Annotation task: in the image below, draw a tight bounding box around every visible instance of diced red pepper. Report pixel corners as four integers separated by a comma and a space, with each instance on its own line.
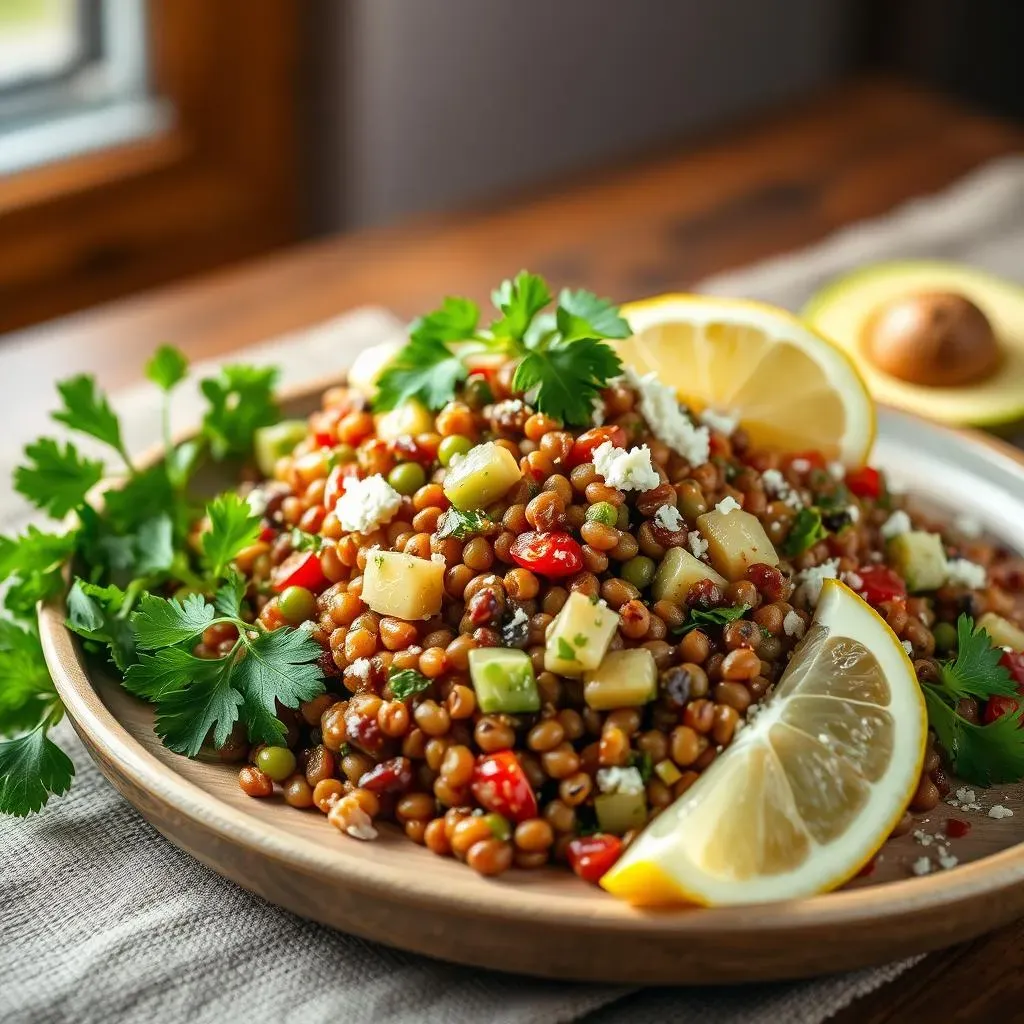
845, 466, 881, 500
259, 524, 277, 543
855, 565, 907, 606
945, 818, 972, 839
999, 650, 1024, 691
272, 551, 328, 594
568, 426, 627, 468
510, 531, 584, 578
567, 834, 624, 885
983, 695, 1021, 726
471, 751, 538, 823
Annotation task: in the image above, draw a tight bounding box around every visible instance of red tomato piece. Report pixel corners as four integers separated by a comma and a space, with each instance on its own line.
945, 818, 972, 839
510, 531, 584, 578
568, 426, 627, 467
259, 524, 277, 543
272, 551, 328, 594
358, 757, 413, 795
566, 834, 624, 885
855, 565, 907, 606
983, 695, 1021, 726
845, 466, 881, 500
999, 650, 1024, 692
471, 751, 538, 823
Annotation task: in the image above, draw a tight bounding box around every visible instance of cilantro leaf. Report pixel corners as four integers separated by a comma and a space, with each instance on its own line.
0, 526, 77, 616
146, 345, 189, 392
289, 529, 324, 553
490, 272, 552, 341
781, 508, 828, 557
65, 579, 136, 671
200, 364, 280, 459
14, 439, 105, 519
675, 604, 751, 636
166, 438, 203, 491
0, 726, 75, 816
435, 507, 495, 540
233, 628, 325, 744
124, 646, 203, 702
0, 620, 56, 738
555, 289, 631, 344
52, 375, 127, 460
939, 614, 1016, 701
202, 493, 261, 580
153, 657, 244, 757
512, 337, 622, 426
389, 668, 432, 701
374, 335, 470, 413
132, 593, 216, 649
412, 296, 480, 346
214, 568, 247, 618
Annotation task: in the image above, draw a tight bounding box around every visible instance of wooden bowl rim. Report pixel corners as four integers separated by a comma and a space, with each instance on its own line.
38, 376, 1024, 939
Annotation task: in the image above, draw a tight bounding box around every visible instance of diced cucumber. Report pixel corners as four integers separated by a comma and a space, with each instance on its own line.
651, 547, 727, 604
442, 441, 523, 511
696, 508, 779, 581
543, 592, 619, 676
887, 531, 948, 592
583, 649, 657, 709
977, 613, 1024, 652
595, 791, 648, 835
468, 648, 540, 714
254, 420, 308, 477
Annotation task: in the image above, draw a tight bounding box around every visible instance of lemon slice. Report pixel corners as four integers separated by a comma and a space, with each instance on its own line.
618, 295, 876, 465
601, 580, 926, 906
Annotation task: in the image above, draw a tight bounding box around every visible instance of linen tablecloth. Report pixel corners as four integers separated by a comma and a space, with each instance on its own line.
4, 154, 1024, 1024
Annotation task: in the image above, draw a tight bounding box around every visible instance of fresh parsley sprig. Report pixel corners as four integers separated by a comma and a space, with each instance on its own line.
374, 271, 631, 425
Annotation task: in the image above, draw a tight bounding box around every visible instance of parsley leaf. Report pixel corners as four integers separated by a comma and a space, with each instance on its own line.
0, 620, 56, 738
490, 272, 552, 341
52, 375, 129, 464
412, 296, 480, 346
202, 493, 261, 580
0, 526, 77, 616
289, 529, 324, 553
675, 604, 751, 636
146, 345, 189, 392
555, 288, 631, 344
154, 657, 244, 757
374, 335, 470, 413
132, 592, 216, 649
0, 726, 75, 816
513, 336, 622, 426
200, 365, 280, 459
939, 614, 1016, 701
65, 579, 137, 671
124, 646, 202, 701
435, 507, 495, 540
389, 667, 432, 701
781, 508, 828, 557
14, 439, 105, 519
214, 568, 247, 618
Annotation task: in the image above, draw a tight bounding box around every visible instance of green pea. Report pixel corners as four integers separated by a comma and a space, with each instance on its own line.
256, 745, 297, 783
586, 501, 618, 526
388, 461, 427, 495
621, 555, 656, 589
933, 621, 958, 655
483, 812, 511, 842
278, 585, 316, 625
438, 434, 474, 467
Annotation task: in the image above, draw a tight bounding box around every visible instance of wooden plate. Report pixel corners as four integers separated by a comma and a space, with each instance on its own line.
39, 389, 1024, 985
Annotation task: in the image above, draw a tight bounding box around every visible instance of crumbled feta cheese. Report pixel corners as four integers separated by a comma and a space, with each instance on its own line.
937, 851, 959, 871
791, 458, 811, 474
989, 804, 1014, 819
793, 559, 839, 608
348, 658, 372, 681
880, 510, 912, 540
783, 610, 806, 639
591, 396, 606, 426
912, 829, 934, 847
846, 505, 860, 524
911, 856, 932, 876
592, 441, 661, 492
842, 571, 863, 590
688, 531, 709, 560
596, 766, 645, 795
699, 408, 738, 436
715, 495, 741, 515
902, 640, 914, 656
951, 787, 982, 811
945, 558, 987, 590
624, 369, 710, 466
336, 474, 402, 533
244, 487, 269, 517
954, 514, 983, 538
654, 504, 684, 532
508, 606, 529, 630
761, 468, 803, 509
827, 461, 846, 481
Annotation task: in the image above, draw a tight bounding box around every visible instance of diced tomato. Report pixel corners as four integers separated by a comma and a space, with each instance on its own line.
471, 751, 538, 823
272, 551, 328, 594
568, 426, 627, 467
324, 463, 360, 511
845, 466, 881, 500
999, 650, 1024, 691
983, 695, 1021, 726
313, 431, 336, 448
566, 834, 624, 885
259, 524, 277, 543
786, 450, 827, 472
945, 818, 972, 839
358, 756, 413, 795
309, 408, 343, 448
856, 565, 907, 605
510, 531, 584, 578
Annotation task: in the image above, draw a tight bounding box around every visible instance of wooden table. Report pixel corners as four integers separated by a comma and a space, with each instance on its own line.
4, 76, 1023, 1021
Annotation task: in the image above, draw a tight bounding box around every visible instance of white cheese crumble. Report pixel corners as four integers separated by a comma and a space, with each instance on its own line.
688, 531, 709, 560
793, 559, 839, 609
880, 510, 912, 540
507, 606, 529, 630
654, 504, 684, 532
715, 495, 741, 515
842, 571, 864, 590
945, 558, 987, 589
596, 766, 645, 796
761, 468, 803, 509
902, 640, 914, 656
827, 461, 846, 481
911, 856, 932, 876
592, 441, 661, 492
989, 804, 1014, 819
591, 396, 606, 426
937, 851, 959, 871
699, 408, 738, 437
949, 787, 982, 812
244, 487, 270, 517
954, 514, 983, 538
624, 369, 710, 467
791, 458, 811, 474
846, 505, 860, 524
783, 610, 806, 639
348, 658, 372, 681
336, 474, 402, 533
912, 829, 934, 847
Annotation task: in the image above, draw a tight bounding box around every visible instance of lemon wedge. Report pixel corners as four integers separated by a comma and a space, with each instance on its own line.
601, 580, 926, 906
618, 295, 876, 465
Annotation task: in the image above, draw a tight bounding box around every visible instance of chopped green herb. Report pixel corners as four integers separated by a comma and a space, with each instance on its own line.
557, 637, 577, 661
674, 604, 751, 636
389, 668, 432, 702
627, 749, 654, 783
781, 507, 828, 557
435, 507, 495, 540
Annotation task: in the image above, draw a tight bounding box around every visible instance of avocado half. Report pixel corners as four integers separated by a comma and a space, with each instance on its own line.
802, 261, 1024, 427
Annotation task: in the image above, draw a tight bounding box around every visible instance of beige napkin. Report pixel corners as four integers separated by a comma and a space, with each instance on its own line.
6, 154, 1024, 1023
